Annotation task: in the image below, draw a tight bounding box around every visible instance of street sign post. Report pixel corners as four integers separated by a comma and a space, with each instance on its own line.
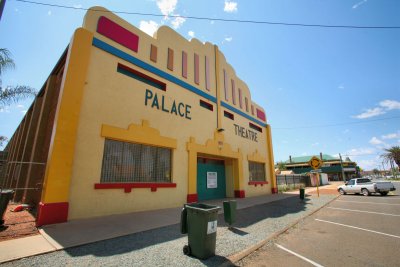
308, 156, 323, 197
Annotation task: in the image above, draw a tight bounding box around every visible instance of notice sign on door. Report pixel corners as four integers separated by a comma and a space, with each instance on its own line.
207, 172, 217, 188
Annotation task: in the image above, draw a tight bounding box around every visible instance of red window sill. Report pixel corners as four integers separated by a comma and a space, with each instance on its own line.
94, 182, 177, 193
248, 181, 268, 187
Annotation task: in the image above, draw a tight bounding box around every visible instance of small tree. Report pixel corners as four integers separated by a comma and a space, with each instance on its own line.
277, 161, 287, 171
372, 168, 380, 176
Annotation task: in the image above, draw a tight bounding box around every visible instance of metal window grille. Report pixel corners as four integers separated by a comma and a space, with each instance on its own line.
249, 161, 266, 182
100, 139, 172, 183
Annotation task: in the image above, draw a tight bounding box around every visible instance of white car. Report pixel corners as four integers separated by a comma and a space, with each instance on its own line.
338, 178, 396, 196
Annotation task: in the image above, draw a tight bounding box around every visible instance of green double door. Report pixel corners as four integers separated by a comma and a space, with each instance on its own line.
197, 158, 226, 201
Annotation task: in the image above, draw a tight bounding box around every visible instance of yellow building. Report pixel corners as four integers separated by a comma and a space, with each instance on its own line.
2, 7, 276, 226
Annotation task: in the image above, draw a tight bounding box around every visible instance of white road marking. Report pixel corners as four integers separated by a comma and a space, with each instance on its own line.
276, 244, 324, 267
336, 200, 400, 205
327, 207, 400, 217
315, 219, 400, 239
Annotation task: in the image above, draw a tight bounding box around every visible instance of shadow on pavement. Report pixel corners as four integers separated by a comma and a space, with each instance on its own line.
64, 195, 313, 263
226, 195, 311, 228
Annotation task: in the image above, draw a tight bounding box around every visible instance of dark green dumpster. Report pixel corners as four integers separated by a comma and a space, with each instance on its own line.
180, 203, 220, 259
299, 188, 305, 200
0, 190, 14, 226
223, 200, 236, 226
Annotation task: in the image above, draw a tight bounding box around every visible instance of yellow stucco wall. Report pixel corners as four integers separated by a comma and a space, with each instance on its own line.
44, 7, 275, 220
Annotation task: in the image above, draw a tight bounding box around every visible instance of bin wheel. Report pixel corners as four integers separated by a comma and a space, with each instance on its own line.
183, 245, 191, 255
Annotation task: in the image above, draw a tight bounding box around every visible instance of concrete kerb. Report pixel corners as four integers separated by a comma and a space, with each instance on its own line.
223, 194, 340, 266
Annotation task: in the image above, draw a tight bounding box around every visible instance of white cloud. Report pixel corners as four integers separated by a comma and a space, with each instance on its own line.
171, 15, 186, 29
353, 99, 400, 119
139, 20, 159, 36
353, 107, 385, 119
379, 99, 400, 110
157, 0, 178, 16
338, 84, 345, 90
0, 107, 10, 113
188, 31, 195, 38
369, 137, 383, 145
224, 37, 233, 42
17, 104, 24, 109
311, 142, 319, 146
382, 132, 400, 140
352, 0, 367, 9
345, 147, 375, 157
47, 10, 52, 16
358, 159, 378, 170
224, 1, 238, 13
73, 4, 82, 8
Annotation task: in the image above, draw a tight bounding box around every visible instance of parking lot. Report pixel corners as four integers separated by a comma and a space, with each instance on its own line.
239, 183, 400, 266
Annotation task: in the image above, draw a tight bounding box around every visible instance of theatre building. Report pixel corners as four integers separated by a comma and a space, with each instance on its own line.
2, 7, 276, 226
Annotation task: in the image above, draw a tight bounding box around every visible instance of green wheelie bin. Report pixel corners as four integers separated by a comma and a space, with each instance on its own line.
0, 190, 14, 226
299, 188, 305, 200
180, 203, 220, 259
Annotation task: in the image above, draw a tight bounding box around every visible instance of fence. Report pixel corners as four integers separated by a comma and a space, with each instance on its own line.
276, 174, 311, 187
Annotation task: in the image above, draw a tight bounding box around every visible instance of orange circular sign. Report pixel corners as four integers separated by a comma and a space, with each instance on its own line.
309, 156, 322, 170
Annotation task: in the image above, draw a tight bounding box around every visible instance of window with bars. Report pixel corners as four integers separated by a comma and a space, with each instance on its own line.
100, 139, 172, 183
249, 161, 266, 182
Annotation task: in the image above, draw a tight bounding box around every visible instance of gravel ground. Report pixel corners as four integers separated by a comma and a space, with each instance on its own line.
2, 194, 336, 267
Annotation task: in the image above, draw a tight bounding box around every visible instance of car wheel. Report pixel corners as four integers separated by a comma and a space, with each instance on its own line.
380, 192, 388, 196
338, 189, 346, 195
362, 188, 370, 196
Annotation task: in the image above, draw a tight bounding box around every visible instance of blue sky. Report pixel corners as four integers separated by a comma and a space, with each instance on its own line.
0, 0, 399, 171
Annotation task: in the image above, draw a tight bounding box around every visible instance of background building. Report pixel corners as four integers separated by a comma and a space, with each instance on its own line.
283, 153, 360, 181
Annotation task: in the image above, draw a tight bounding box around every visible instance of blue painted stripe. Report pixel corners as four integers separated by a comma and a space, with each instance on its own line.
92, 38, 217, 103
221, 101, 267, 127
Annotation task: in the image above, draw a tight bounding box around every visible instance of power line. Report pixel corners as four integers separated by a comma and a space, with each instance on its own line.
272, 115, 400, 130
13, 0, 400, 30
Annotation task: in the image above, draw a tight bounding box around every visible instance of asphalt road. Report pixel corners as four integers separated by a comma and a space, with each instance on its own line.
238, 191, 400, 267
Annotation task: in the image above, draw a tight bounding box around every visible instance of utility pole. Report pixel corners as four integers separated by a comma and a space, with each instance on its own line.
339, 153, 346, 182
0, 0, 6, 21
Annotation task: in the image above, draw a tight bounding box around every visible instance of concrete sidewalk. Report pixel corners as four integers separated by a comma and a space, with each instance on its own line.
0, 184, 339, 264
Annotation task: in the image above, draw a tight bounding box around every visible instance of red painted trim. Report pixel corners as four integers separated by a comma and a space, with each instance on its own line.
249, 122, 263, 133
187, 194, 198, 203
36, 202, 68, 226
248, 181, 269, 186
199, 100, 214, 111
271, 187, 278, 194
194, 53, 199, 84
224, 110, 234, 120
182, 51, 187, 78
256, 108, 266, 122
234, 190, 246, 198
94, 182, 176, 193
118, 63, 166, 91
97, 16, 139, 53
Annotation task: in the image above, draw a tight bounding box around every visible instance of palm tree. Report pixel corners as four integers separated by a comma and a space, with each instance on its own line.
381, 146, 400, 168
1, 48, 36, 148
0, 48, 36, 107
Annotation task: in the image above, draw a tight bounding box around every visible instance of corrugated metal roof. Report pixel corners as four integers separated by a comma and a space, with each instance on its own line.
285, 154, 338, 164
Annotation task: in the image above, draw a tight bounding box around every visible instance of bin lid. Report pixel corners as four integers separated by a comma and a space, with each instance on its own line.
185, 203, 220, 213
0, 189, 14, 194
